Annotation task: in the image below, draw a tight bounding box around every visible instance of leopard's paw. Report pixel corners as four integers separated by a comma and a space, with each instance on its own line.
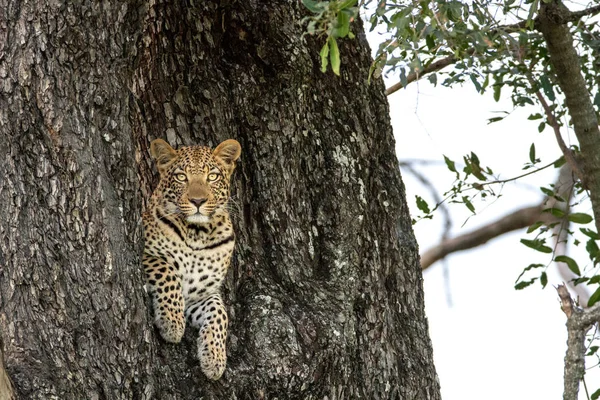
155, 315, 185, 343
197, 332, 226, 380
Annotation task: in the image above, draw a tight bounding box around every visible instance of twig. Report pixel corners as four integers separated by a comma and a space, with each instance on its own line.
476, 159, 556, 188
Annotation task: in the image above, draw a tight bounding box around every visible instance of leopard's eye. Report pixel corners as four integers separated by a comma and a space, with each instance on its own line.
207, 172, 220, 182
175, 173, 187, 182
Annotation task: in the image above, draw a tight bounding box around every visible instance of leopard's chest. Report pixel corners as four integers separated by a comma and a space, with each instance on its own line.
175, 243, 234, 302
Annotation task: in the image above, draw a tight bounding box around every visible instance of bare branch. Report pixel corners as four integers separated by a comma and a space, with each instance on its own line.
385, 53, 466, 96
420, 204, 546, 269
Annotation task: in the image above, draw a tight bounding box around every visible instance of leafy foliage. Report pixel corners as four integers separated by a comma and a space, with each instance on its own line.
301, 0, 600, 389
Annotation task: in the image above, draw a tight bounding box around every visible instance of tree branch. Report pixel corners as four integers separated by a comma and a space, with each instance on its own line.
385, 52, 466, 96
420, 204, 545, 270
420, 165, 574, 270
384, 3, 600, 96
556, 284, 600, 400
568, 4, 600, 22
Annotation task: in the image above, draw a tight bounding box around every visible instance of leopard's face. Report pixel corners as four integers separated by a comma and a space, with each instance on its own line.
150, 139, 241, 224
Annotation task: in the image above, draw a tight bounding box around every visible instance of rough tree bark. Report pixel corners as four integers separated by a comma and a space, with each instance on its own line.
0, 1, 440, 399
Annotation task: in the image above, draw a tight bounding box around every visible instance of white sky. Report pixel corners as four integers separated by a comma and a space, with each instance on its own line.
384, 80, 600, 399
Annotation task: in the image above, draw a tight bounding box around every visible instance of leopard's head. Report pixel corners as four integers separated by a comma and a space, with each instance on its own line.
150, 138, 241, 224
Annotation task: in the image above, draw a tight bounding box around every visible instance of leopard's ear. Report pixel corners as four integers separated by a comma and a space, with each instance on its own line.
150, 139, 178, 173
213, 139, 241, 173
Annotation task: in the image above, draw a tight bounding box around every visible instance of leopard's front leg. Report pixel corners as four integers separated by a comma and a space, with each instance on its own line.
185, 293, 228, 380
143, 253, 185, 343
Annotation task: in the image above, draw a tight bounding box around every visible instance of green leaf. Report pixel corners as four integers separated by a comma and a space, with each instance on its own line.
580, 228, 600, 240
470, 74, 482, 93
539, 75, 556, 101
526, 0, 539, 29
488, 116, 504, 123
443, 155, 456, 172
482, 74, 489, 91
543, 207, 565, 218
554, 156, 566, 168
527, 221, 544, 234
302, 0, 328, 13
463, 196, 475, 213
588, 286, 600, 307
469, 152, 486, 181
428, 73, 438, 86
415, 195, 431, 214
329, 37, 340, 76
586, 346, 599, 357
515, 278, 537, 290
425, 34, 435, 50
337, 0, 357, 9
554, 255, 581, 276
573, 277, 589, 285
515, 263, 544, 283
527, 113, 543, 120
591, 387, 600, 400
493, 85, 501, 102
320, 42, 330, 73
586, 239, 600, 262
540, 272, 548, 287
334, 9, 350, 37
568, 213, 593, 224
529, 143, 536, 163
520, 238, 553, 253
538, 122, 545, 133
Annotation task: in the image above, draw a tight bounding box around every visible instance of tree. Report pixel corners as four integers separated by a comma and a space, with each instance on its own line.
0, 1, 440, 398
303, 0, 600, 398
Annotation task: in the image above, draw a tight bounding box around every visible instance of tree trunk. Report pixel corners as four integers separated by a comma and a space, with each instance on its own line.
0, 1, 440, 399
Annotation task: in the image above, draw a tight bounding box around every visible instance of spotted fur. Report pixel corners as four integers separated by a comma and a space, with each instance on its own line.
143, 138, 241, 380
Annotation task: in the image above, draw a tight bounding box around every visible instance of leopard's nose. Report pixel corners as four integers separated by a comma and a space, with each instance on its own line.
189, 197, 208, 208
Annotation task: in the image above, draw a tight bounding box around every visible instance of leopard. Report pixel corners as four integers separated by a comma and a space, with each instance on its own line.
142, 138, 241, 380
